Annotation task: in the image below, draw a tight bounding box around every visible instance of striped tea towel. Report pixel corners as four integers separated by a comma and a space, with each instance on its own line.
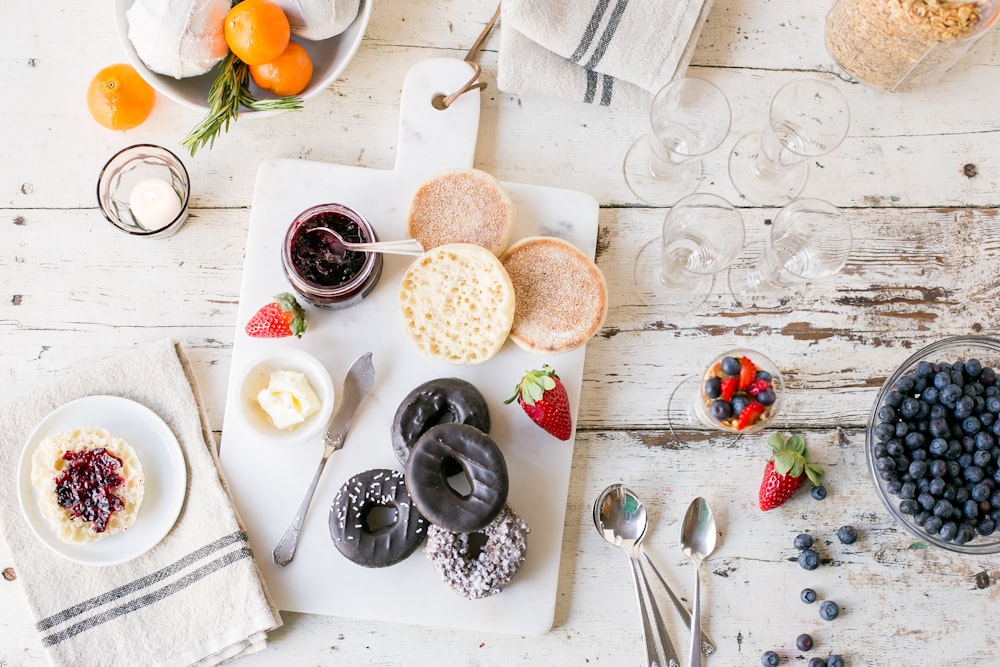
497, 0, 714, 109
0, 339, 281, 666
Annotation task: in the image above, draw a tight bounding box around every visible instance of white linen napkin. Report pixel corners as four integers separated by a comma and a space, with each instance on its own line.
0, 339, 281, 667
497, 0, 714, 109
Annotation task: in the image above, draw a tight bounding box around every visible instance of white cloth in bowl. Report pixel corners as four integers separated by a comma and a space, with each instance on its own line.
0, 339, 281, 666
273, 0, 362, 41
127, 0, 230, 79
497, 0, 714, 109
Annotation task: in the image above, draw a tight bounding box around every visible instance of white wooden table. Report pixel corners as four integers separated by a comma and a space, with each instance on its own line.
4, 1, 1000, 665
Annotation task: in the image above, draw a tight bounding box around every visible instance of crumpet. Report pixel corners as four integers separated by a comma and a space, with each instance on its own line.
407, 169, 515, 256
500, 236, 608, 354
398, 243, 515, 364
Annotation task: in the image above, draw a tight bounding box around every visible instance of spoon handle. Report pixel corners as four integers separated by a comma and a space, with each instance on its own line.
640, 548, 716, 656
627, 555, 670, 667
343, 239, 426, 256
636, 555, 681, 667
687, 566, 702, 667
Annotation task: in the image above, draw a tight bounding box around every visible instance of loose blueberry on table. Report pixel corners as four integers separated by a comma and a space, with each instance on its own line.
819, 600, 840, 621
761, 650, 780, 666
827, 655, 845, 667
800, 587, 817, 604
836, 525, 858, 544
808, 659, 826, 667
797, 548, 820, 570
793, 533, 814, 550
811, 484, 827, 500
796, 633, 814, 651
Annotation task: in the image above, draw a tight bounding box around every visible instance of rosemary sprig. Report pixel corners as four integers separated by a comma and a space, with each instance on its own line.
181, 52, 303, 156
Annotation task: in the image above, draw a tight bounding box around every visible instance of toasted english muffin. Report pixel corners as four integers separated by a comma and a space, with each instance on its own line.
398, 243, 515, 364
406, 169, 515, 256
500, 236, 608, 354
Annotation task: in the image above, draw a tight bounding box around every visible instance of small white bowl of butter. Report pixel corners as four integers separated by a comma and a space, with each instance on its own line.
235, 348, 335, 447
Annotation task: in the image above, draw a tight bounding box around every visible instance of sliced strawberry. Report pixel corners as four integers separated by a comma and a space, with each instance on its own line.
747, 379, 772, 397
739, 356, 757, 390
720, 377, 738, 402
736, 401, 766, 430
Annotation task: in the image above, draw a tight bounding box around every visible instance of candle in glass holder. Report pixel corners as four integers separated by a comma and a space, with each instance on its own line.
129, 177, 182, 229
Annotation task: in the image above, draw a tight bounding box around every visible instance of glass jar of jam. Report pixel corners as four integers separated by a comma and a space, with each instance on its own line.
281, 203, 383, 309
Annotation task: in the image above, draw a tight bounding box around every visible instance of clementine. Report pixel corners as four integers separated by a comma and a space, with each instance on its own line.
86, 64, 156, 131
249, 41, 313, 97
224, 0, 291, 66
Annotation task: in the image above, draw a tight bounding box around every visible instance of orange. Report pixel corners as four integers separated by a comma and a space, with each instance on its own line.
86, 64, 156, 131
249, 41, 313, 96
224, 0, 291, 66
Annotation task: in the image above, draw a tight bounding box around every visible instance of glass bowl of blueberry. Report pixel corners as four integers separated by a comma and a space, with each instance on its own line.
867, 335, 1000, 553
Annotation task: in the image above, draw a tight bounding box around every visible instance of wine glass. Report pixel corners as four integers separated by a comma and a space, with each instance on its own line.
623, 77, 732, 206
728, 78, 850, 205
728, 198, 852, 312
632, 193, 745, 312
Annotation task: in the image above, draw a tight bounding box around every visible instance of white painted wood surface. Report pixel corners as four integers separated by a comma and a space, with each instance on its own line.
3, 1, 1000, 665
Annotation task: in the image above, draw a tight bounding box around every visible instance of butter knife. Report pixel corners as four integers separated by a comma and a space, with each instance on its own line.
272, 352, 375, 567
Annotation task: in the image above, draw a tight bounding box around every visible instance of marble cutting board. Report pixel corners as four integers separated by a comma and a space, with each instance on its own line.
219, 58, 599, 636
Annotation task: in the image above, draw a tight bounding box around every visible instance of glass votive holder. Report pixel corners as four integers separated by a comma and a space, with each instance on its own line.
96, 144, 191, 238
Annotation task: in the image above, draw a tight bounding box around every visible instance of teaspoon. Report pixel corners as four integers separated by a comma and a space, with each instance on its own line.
311, 226, 426, 257
679, 497, 718, 667
594, 483, 680, 667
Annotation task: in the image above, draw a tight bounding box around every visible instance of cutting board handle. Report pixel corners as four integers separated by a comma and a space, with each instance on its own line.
395, 58, 481, 175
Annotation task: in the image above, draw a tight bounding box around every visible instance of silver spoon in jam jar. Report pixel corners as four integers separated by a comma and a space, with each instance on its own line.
311, 227, 425, 257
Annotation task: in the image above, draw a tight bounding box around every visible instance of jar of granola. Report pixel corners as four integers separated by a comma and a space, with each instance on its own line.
825, 0, 1000, 92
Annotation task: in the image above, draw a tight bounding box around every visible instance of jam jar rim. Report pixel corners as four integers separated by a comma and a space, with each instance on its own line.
282, 202, 380, 298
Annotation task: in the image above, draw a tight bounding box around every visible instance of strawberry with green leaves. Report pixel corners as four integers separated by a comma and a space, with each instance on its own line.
505, 365, 573, 441
245, 292, 307, 338
759, 433, 823, 511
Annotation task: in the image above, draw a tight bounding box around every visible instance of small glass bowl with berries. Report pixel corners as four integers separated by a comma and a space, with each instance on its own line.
867, 335, 1000, 554
668, 348, 784, 438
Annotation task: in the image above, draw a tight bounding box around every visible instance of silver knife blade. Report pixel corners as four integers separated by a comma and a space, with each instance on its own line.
272, 352, 375, 567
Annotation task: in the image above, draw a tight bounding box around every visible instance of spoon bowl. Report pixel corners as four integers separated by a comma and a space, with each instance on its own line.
679, 497, 718, 667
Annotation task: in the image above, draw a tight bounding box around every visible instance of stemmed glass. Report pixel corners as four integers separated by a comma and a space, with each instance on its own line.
632, 193, 745, 313
728, 78, 850, 205
728, 198, 852, 312
623, 77, 732, 206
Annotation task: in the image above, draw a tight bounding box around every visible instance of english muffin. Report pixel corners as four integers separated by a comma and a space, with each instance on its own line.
398, 243, 515, 364
406, 169, 515, 256
500, 236, 608, 354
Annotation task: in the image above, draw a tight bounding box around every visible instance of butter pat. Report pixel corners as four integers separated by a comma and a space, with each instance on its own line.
257, 370, 322, 430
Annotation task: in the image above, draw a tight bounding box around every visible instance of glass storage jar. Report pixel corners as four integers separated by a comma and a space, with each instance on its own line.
825, 0, 1000, 92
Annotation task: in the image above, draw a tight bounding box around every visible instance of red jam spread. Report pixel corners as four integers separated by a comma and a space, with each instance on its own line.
54, 448, 125, 533
289, 211, 367, 287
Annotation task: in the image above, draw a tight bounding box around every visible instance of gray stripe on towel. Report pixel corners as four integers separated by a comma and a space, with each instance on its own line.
41, 547, 253, 647
584, 69, 599, 104
600, 75, 615, 106
586, 0, 630, 71
36, 530, 248, 632
570, 0, 612, 63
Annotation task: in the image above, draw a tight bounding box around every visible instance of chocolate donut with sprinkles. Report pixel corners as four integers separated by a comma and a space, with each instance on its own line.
328, 468, 428, 568
424, 503, 530, 599
391, 377, 491, 468
405, 422, 508, 533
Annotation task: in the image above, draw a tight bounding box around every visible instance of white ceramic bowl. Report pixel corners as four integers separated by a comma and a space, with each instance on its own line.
112, 0, 372, 113
235, 348, 335, 447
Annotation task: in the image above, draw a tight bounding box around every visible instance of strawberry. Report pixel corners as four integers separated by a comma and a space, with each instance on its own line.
747, 378, 771, 397
505, 365, 572, 440
758, 433, 823, 511
736, 402, 766, 430
245, 292, 307, 338
720, 376, 738, 402
739, 356, 757, 390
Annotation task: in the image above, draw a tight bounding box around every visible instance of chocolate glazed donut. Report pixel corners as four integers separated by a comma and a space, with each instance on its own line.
391, 378, 491, 469
405, 423, 508, 533
329, 469, 428, 568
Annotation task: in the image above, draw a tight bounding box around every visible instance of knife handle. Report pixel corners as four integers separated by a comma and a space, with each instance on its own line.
272, 452, 331, 567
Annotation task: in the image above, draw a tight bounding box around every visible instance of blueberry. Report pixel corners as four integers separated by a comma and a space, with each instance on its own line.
877, 405, 897, 422
987, 396, 1000, 414
932, 499, 954, 519
721, 356, 741, 376
756, 369, 773, 382
897, 376, 916, 393
794, 533, 814, 550
756, 387, 777, 406
809, 660, 826, 667
978, 518, 997, 536
941, 384, 962, 406
884, 390, 903, 407
800, 587, 817, 604
899, 499, 920, 514
974, 449, 992, 467
908, 460, 928, 479
761, 651, 780, 667
819, 600, 840, 621
710, 400, 732, 420
929, 460, 947, 478
827, 656, 845, 667
874, 422, 896, 442
811, 485, 827, 500
938, 521, 958, 541
923, 515, 943, 534
929, 437, 949, 456
923, 386, 940, 404
704, 377, 722, 399
929, 477, 946, 496
731, 395, 750, 417
929, 418, 951, 439
798, 548, 820, 570
900, 397, 921, 419
962, 416, 982, 435
836, 525, 858, 544
955, 396, 975, 419
934, 371, 952, 390
964, 465, 985, 483
966, 359, 983, 377
972, 483, 992, 502
796, 634, 814, 651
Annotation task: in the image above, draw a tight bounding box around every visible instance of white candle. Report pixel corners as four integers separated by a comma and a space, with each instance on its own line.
129, 177, 183, 229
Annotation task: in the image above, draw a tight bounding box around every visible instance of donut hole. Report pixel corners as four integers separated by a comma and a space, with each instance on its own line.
363, 504, 398, 533
443, 458, 472, 497
465, 531, 489, 561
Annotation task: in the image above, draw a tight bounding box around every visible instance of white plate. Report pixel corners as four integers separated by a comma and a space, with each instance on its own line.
17, 395, 187, 566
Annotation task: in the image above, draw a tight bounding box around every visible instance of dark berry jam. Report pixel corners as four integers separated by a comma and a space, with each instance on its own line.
282, 203, 383, 310
54, 448, 125, 533
289, 212, 367, 287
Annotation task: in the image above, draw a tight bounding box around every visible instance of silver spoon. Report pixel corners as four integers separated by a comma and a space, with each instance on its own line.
679, 497, 718, 667
311, 226, 425, 257
594, 484, 680, 667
